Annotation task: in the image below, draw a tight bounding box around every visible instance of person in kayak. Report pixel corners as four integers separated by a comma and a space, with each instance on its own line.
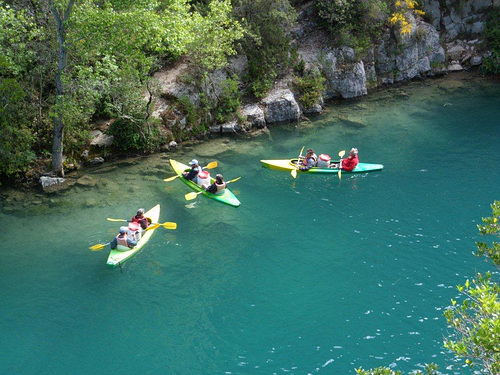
183, 159, 202, 181
110, 227, 138, 250
131, 208, 150, 230
299, 148, 318, 171
341, 148, 359, 171
205, 174, 227, 194
331, 148, 359, 170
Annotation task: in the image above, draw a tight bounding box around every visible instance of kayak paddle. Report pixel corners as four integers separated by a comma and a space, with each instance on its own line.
89, 242, 110, 251
106, 218, 128, 222
338, 150, 346, 179
145, 222, 177, 231
291, 146, 305, 178
184, 177, 241, 201
164, 161, 218, 181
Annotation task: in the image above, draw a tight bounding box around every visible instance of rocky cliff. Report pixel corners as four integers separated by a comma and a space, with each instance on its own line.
99, 0, 499, 145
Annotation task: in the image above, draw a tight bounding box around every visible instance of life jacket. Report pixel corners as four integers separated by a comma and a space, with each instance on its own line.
215, 181, 227, 194
116, 233, 132, 250
131, 216, 142, 224
131, 216, 148, 229
302, 153, 318, 166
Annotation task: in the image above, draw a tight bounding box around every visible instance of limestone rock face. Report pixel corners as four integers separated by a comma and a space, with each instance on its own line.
209, 120, 242, 134
240, 104, 266, 129
261, 89, 301, 124
90, 130, 114, 147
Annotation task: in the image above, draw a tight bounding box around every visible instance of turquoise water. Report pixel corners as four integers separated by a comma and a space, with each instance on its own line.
1, 75, 499, 374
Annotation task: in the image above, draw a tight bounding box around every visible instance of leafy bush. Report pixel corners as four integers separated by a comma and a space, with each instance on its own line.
315, 0, 389, 48
107, 118, 165, 153
482, 8, 500, 75
215, 75, 241, 123
233, 0, 297, 98
293, 70, 326, 109
0, 78, 36, 177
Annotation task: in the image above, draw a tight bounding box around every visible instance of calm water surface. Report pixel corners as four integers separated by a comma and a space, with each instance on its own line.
1, 75, 499, 374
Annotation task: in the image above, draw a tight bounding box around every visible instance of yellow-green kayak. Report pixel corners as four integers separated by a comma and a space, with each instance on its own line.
169, 159, 240, 207
106, 204, 160, 268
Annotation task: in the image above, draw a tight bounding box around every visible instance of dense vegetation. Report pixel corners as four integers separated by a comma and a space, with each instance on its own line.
0, 0, 498, 182
357, 201, 500, 375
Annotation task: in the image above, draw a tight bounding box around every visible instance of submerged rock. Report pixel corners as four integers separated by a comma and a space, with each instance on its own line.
40, 176, 76, 193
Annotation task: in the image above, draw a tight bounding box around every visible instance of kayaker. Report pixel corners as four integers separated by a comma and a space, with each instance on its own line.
131, 208, 150, 230
299, 148, 318, 171
330, 148, 359, 170
183, 159, 202, 181
110, 227, 138, 250
205, 174, 227, 194
341, 148, 359, 171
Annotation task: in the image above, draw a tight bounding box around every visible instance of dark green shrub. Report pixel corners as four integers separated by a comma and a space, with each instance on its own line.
293, 70, 326, 109
315, 0, 388, 49
233, 0, 297, 98
0, 77, 36, 177
107, 118, 165, 153
482, 8, 500, 75
215, 76, 241, 123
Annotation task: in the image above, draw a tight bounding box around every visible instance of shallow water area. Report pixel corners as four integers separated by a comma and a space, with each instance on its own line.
1, 74, 500, 374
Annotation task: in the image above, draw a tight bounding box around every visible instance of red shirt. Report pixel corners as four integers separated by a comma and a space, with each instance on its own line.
342, 155, 359, 171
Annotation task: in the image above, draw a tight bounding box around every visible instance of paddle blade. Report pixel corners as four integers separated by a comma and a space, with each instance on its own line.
337, 150, 345, 180
205, 161, 218, 169
164, 175, 180, 182
291, 169, 297, 178
185, 191, 202, 201
145, 223, 160, 231
162, 222, 177, 230
89, 243, 107, 251
227, 176, 241, 184
106, 218, 127, 222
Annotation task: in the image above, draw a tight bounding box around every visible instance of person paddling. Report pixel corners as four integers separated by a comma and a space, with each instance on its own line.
341, 148, 359, 171
330, 148, 359, 171
205, 174, 227, 195
131, 208, 150, 230
299, 148, 318, 171
110, 227, 137, 251
183, 159, 202, 181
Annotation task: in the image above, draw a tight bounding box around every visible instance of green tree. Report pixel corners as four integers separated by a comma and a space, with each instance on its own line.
481, 8, 500, 75
49, 0, 76, 177
187, 0, 244, 73
0, 4, 40, 177
44, 0, 200, 175
0, 78, 36, 178
233, 0, 296, 98
444, 200, 500, 375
